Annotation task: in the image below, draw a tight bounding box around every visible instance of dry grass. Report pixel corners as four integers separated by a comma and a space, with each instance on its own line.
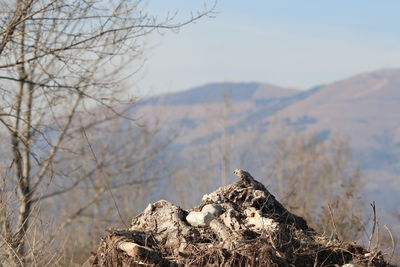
85, 170, 395, 267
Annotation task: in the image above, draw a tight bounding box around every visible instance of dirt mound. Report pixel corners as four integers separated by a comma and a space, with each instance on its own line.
84, 170, 393, 266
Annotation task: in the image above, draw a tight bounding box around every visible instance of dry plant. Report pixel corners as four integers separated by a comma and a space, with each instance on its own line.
0, 0, 214, 265
86, 170, 394, 267
260, 131, 365, 242
54, 114, 175, 266
170, 88, 250, 208
362, 201, 399, 266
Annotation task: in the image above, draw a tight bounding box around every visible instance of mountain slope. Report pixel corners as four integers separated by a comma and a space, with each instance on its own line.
275, 69, 400, 146
274, 69, 400, 173
135, 69, 400, 220
136, 82, 304, 144
267, 69, 400, 213
142, 82, 299, 106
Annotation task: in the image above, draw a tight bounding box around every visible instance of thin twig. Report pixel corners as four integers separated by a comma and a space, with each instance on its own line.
383, 225, 395, 262
328, 204, 340, 241
0, 233, 24, 267
368, 201, 377, 250
81, 127, 128, 228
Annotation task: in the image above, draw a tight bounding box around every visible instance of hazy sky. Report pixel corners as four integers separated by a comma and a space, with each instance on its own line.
133, 0, 400, 96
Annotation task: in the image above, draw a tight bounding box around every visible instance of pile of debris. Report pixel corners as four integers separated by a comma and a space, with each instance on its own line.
84, 170, 393, 266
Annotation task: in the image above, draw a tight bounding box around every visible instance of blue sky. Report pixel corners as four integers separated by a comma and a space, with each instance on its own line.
133, 0, 400, 96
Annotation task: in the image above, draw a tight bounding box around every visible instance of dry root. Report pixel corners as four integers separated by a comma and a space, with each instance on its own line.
85, 169, 394, 267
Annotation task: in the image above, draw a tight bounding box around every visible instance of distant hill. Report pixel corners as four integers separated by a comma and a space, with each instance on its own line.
272, 69, 400, 210
141, 82, 299, 106
135, 69, 400, 220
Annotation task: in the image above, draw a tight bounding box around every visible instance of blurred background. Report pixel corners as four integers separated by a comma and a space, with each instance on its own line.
137, 0, 400, 95
1, 0, 399, 265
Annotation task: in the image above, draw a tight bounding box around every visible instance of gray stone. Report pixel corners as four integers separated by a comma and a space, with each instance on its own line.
201, 204, 224, 217
186, 211, 214, 227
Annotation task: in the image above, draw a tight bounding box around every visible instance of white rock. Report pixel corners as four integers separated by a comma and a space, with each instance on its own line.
201, 204, 223, 217
143, 203, 154, 213
342, 264, 357, 267
186, 211, 215, 227
202, 191, 222, 203
244, 207, 278, 232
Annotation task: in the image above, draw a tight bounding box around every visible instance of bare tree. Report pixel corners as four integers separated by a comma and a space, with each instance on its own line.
168, 88, 243, 208
261, 131, 365, 241
0, 0, 214, 265
53, 113, 175, 266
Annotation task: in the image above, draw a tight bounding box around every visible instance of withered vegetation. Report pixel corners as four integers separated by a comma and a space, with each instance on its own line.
85, 170, 393, 266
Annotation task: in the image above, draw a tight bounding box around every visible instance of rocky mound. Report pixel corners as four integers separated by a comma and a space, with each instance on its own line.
84, 170, 393, 266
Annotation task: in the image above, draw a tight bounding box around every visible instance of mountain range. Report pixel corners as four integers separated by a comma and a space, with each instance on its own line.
135, 69, 400, 220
